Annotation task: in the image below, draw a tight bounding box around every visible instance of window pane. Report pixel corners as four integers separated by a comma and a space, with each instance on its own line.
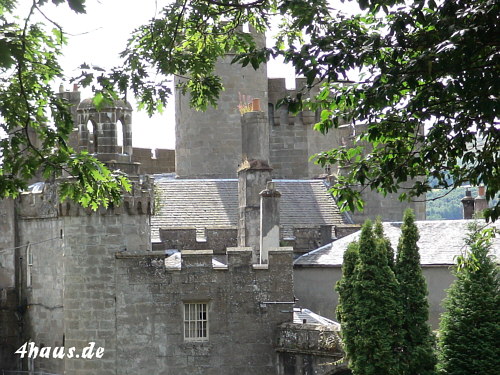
184, 303, 208, 340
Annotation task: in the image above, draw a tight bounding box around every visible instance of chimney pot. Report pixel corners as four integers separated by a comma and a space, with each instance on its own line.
252, 98, 261, 112
478, 185, 486, 197
474, 185, 488, 215
461, 188, 475, 219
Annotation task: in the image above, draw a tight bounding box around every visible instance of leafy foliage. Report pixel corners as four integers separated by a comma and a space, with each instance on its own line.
115, 0, 499, 221
437, 222, 500, 375
2, 0, 499, 215
336, 220, 402, 375
0, 0, 129, 208
395, 209, 436, 375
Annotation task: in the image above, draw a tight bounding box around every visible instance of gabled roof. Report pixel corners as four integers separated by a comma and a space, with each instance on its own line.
294, 220, 500, 267
151, 178, 345, 242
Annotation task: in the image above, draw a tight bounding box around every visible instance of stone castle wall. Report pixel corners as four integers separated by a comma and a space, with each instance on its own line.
267, 77, 342, 179
175, 69, 426, 221
0, 199, 19, 369
4, 181, 152, 374
115, 247, 294, 374
175, 74, 346, 180
16, 216, 64, 374
132, 147, 175, 175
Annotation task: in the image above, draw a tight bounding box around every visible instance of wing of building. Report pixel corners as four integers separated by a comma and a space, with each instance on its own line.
294, 219, 500, 328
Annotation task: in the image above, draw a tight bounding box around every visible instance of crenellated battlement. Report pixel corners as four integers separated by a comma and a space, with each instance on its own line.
267, 77, 321, 127
116, 246, 293, 274
17, 179, 153, 219
179, 246, 293, 271
158, 226, 238, 254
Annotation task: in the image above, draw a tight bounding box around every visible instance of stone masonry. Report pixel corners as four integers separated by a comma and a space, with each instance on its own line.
175, 27, 268, 179
7, 180, 152, 373
175, 63, 425, 222
115, 246, 294, 375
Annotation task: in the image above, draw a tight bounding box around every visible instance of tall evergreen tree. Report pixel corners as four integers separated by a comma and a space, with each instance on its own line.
374, 218, 395, 271
337, 220, 401, 375
336, 242, 360, 364
437, 223, 500, 375
395, 209, 437, 375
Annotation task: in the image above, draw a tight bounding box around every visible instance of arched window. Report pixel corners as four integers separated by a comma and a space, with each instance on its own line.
86, 120, 97, 153
116, 119, 124, 154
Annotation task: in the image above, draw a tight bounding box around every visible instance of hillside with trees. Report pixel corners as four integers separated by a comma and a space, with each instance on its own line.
426, 187, 498, 220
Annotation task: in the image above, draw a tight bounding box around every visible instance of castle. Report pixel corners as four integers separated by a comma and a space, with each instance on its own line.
0, 27, 423, 373
0, 83, 350, 373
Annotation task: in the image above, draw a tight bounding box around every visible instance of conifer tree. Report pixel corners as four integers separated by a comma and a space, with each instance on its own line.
437, 223, 500, 375
337, 220, 401, 375
395, 209, 437, 375
374, 218, 395, 271
336, 242, 359, 363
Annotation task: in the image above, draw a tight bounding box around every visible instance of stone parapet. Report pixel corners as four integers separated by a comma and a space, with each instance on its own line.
268, 77, 320, 127
17, 179, 152, 219
276, 322, 346, 375
132, 147, 175, 174
277, 322, 343, 355
159, 226, 238, 253
114, 241, 294, 374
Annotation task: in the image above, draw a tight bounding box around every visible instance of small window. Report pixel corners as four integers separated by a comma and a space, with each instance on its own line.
26, 243, 33, 288
184, 302, 208, 341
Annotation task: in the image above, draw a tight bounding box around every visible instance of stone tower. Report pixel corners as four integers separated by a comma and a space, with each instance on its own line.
0, 96, 152, 373
175, 27, 268, 179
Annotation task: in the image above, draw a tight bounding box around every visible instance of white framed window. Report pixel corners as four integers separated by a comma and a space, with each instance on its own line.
184, 302, 208, 341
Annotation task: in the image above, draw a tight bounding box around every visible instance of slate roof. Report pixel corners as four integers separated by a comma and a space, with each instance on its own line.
294, 220, 500, 267
151, 178, 345, 242
293, 308, 340, 328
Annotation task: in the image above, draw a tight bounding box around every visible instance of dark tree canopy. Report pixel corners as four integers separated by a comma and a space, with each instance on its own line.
1, 0, 499, 215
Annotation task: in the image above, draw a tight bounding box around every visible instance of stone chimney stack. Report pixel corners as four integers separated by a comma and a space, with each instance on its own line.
474, 185, 488, 215
461, 189, 475, 219
241, 110, 269, 162
237, 109, 272, 263
260, 181, 281, 264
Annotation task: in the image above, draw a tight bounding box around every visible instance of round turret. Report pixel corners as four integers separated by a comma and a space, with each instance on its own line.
76, 97, 133, 160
